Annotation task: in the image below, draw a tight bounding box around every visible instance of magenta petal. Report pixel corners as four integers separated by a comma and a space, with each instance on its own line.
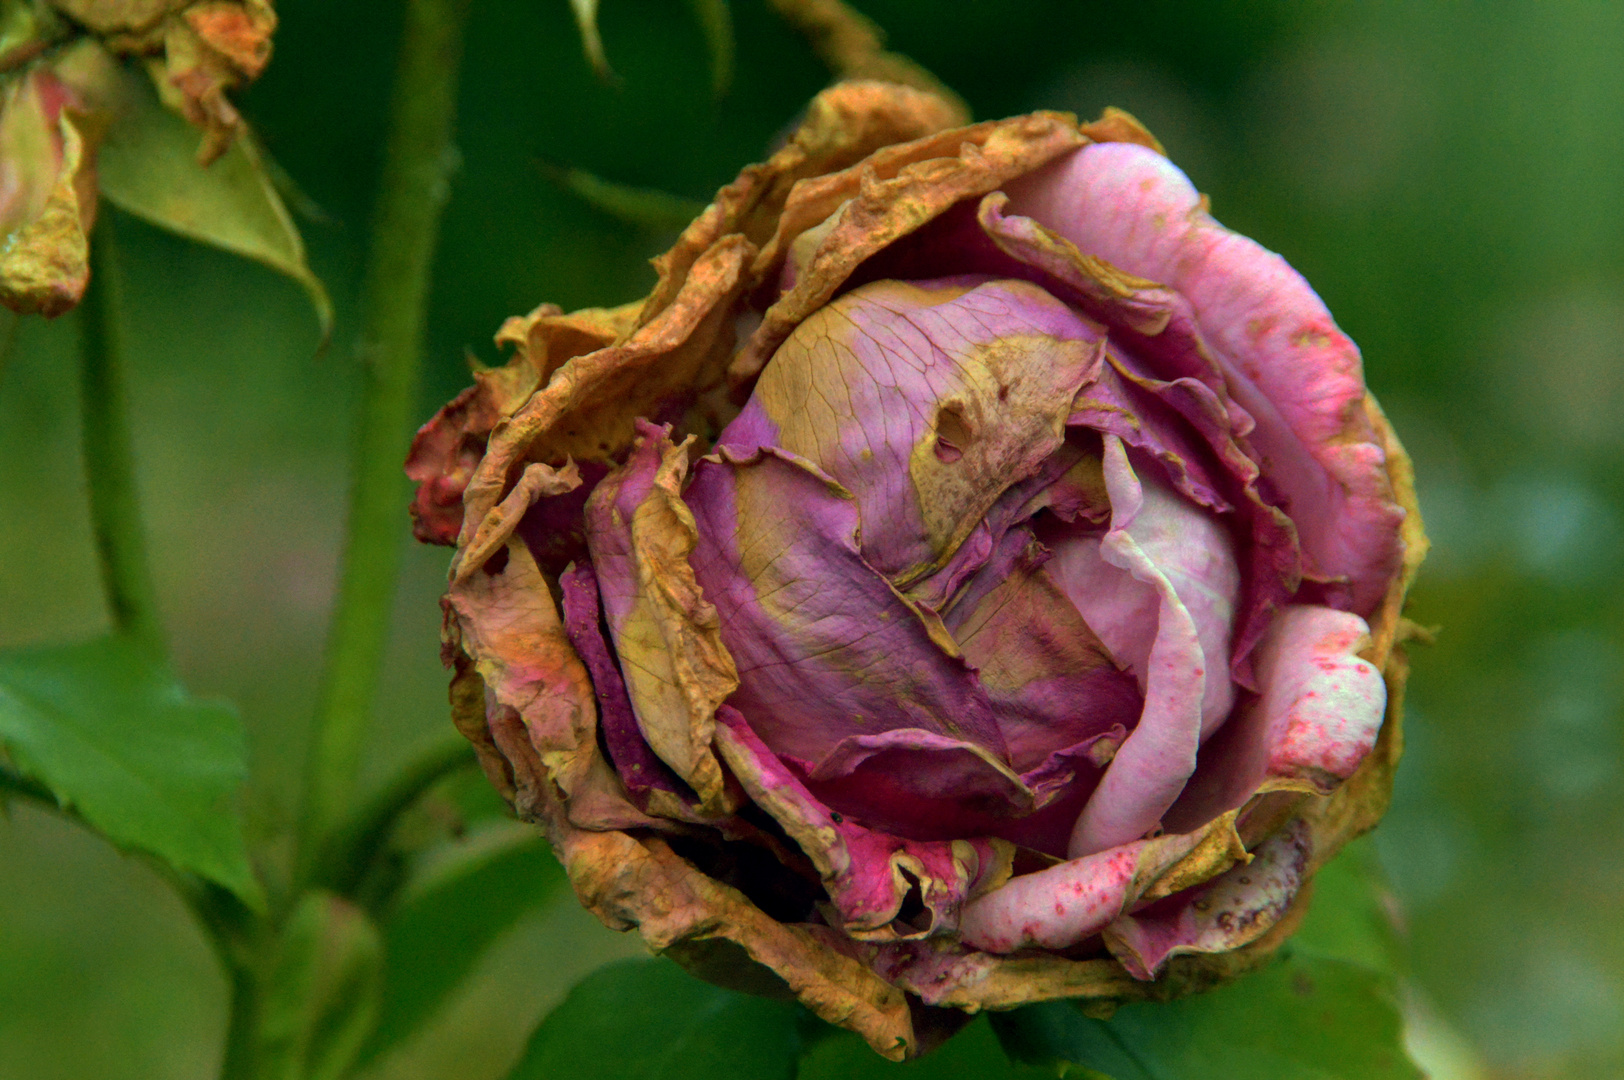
558, 560, 689, 804
683, 443, 1008, 767
1006, 142, 1405, 617
1046, 437, 1240, 857
1104, 819, 1311, 980
713, 706, 1010, 939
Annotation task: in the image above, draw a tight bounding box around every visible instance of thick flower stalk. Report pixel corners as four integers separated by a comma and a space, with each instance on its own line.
409, 83, 1426, 1060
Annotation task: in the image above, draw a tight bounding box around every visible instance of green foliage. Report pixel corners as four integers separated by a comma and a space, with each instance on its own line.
800, 1017, 1053, 1079
95, 64, 332, 342
358, 830, 568, 1067
0, 635, 261, 908
992, 952, 1421, 1080
505, 957, 804, 1080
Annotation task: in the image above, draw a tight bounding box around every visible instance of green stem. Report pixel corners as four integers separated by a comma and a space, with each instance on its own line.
80, 221, 164, 654
218, 958, 264, 1080
317, 735, 475, 898
296, 0, 471, 892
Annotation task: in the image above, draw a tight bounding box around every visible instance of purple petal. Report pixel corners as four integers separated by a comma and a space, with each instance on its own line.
713, 706, 1012, 939
581, 422, 735, 807
683, 442, 1009, 769
559, 560, 692, 806
941, 523, 1142, 774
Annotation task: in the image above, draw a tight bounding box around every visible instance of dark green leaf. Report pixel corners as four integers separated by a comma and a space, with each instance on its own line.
96, 64, 332, 341
992, 951, 1424, 1080
358, 828, 568, 1067
507, 956, 802, 1080
799, 1016, 1054, 1079
0, 635, 262, 908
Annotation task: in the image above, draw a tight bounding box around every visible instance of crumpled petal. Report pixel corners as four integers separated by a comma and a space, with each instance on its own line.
1005, 142, 1404, 617
560, 824, 917, 1060
51, 0, 277, 162
406, 302, 638, 545
1046, 436, 1239, 857
720, 276, 1107, 587
732, 111, 1090, 384
0, 45, 121, 316
941, 525, 1141, 775
445, 536, 658, 832
682, 440, 1035, 825
559, 560, 709, 823
714, 706, 1013, 940
583, 422, 738, 812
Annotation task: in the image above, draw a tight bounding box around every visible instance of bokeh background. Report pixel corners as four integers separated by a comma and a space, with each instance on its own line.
3, 1, 1621, 1077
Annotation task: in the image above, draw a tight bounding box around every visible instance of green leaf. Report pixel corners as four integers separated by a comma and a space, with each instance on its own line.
507, 956, 803, 1080
799, 1016, 1054, 1079
991, 951, 1424, 1080
686, 0, 734, 97
569, 0, 614, 80
1290, 837, 1404, 976
357, 828, 568, 1067
540, 163, 708, 231
0, 635, 262, 908
95, 64, 333, 342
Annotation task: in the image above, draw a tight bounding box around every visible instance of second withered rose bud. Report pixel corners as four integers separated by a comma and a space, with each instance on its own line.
408, 82, 1427, 1059
0, 0, 277, 315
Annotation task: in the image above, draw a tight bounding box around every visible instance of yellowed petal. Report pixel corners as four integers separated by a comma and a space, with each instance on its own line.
0, 113, 92, 316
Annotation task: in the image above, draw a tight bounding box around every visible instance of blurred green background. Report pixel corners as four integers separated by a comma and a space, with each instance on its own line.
2, 1, 1621, 1077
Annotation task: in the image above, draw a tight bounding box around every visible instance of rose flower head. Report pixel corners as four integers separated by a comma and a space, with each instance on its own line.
410, 83, 1427, 1059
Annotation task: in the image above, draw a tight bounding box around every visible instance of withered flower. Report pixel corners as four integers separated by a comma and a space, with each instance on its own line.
410, 83, 1426, 1059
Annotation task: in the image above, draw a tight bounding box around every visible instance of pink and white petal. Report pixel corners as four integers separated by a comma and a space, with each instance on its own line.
1166, 604, 1387, 831
1005, 142, 1404, 616
1047, 437, 1239, 856
1103, 819, 1311, 980
958, 842, 1143, 952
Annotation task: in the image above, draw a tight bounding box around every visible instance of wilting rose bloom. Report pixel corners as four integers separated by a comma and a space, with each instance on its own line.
409, 83, 1426, 1059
